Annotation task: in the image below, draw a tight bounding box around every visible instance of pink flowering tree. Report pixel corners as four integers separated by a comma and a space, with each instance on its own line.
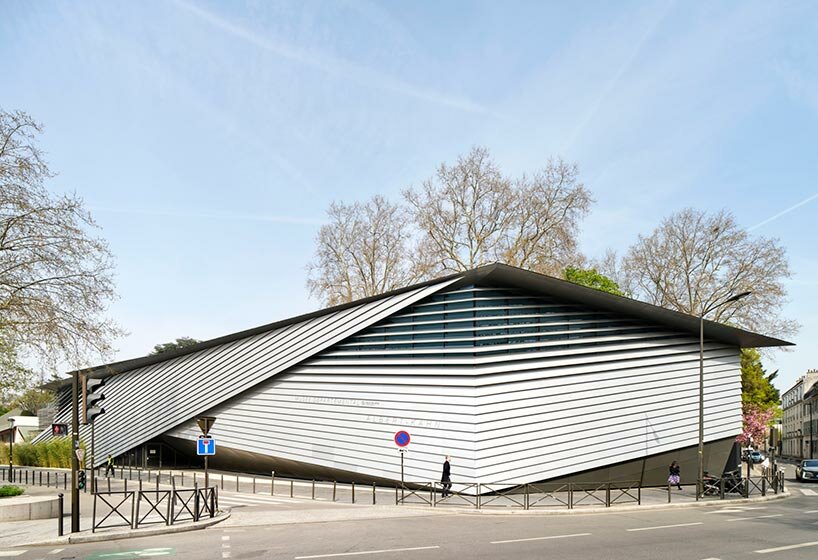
736, 404, 777, 448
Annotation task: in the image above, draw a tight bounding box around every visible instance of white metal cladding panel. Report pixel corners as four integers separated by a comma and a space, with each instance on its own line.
165, 285, 744, 485
166, 371, 477, 482
33, 280, 457, 465
164, 345, 739, 485
472, 347, 742, 481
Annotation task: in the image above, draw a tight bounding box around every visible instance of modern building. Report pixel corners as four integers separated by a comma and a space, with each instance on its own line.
36, 264, 791, 486
782, 370, 818, 459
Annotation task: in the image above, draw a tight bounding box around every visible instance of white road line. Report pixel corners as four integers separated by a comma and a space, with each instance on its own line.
627, 522, 703, 532
804, 510, 818, 513
0, 552, 26, 557
294, 546, 441, 559
48, 550, 64, 555
219, 495, 290, 505
704, 509, 748, 515
800, 488, 818, 496
222, 536, 230, 541
491, 533, 591, 544
727, 514, 783, 522
755, 541, 818, 554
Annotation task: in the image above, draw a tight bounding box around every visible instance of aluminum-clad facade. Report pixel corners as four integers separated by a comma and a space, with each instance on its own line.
36, 264, 790, 485
166, 285, 741, 484
35, 279, 458, 463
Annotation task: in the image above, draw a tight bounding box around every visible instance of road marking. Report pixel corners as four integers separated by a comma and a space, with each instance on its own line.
804, 510, 818, 513
704, 509, 748, 514
85, 548, 175, 559
222, 536, 230, 541
294, 546, 441, 559
491, 533, 591, 544
800, 488, 818, 496
727, 514, 783, 522
755, 541, 818, 554
627, 522, 702, 532
0, 553, 26, 558
48, 550, 65, 555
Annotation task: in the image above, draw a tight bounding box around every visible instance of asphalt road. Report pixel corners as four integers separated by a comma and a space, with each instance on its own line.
4, 477, 817, 560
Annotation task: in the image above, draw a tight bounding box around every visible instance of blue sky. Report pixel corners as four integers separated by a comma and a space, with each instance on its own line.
1, 0, 816, 392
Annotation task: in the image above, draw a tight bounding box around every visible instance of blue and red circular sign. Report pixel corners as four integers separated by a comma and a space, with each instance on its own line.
394, 430, 411, 447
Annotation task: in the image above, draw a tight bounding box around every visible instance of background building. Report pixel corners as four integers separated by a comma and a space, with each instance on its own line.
782, 369, 818, 459
37, 264, 790, 486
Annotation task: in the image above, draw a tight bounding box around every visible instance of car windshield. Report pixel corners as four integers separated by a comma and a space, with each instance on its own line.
804, 460, 818, 467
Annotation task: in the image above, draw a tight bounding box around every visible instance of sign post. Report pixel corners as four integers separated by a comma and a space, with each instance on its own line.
394, 431, 410, 497
196, 417, 216, 488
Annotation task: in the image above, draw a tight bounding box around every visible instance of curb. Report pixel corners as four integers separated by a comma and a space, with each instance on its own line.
19, 511, 230, 547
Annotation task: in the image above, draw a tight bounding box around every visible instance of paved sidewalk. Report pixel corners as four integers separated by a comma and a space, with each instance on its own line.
0, 483, 225, 548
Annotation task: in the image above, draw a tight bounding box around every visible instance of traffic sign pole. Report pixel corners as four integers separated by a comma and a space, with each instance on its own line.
196, 417, 216, 489
393, 431, 410, 499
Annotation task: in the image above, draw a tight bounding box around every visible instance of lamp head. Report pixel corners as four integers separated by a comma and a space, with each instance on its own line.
725, 291, 752, 304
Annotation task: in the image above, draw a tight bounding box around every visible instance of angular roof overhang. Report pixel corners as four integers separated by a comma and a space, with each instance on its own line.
44, 263, 792, 391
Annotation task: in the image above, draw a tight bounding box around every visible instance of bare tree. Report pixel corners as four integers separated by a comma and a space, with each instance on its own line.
404, 147, 516, 273
404, 147, 592, 276
307, 195, 417, 306
499, 160, 593, 275
0, 109, 122, 372
621, 208, 797, 338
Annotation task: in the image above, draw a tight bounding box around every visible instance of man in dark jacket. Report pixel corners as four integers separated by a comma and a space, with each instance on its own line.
441, 456, 452, 497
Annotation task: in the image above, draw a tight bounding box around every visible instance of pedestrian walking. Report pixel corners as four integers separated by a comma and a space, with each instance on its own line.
668, 460, 682, 490
761, 455, 770, 477
105, 454, 115, 477
441, 455, 452, 498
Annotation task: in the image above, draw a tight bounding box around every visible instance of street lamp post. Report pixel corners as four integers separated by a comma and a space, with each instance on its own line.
7, 418, 13, 484
807, 402, 815, 459
698, 291, 751, 499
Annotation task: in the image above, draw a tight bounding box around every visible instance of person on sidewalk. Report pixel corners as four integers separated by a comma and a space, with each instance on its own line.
761, 455, 770, 477
441, 456, 452, 498
105, 454, 115, 477
668, 460, 682, 490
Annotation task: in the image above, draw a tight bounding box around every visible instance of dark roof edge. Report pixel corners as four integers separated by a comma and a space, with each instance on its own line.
42, 268, 474, 390
476, 264, 793, 350
43, 262, 794, 390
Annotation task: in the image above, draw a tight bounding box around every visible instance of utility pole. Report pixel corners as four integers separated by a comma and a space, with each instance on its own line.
71, 371, 80, 533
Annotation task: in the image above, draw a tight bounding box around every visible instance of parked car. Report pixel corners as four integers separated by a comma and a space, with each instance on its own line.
749, 451, 764, 464
796, 459, 818, 481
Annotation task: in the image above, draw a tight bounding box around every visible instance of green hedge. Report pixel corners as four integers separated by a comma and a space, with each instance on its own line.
0, 485, 25, 497
0, 438, 86, 468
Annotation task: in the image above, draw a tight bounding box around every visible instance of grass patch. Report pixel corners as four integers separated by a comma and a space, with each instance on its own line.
0, 485, 25, 497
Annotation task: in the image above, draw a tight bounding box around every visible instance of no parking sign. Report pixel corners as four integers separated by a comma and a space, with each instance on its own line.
394, 430, 411, 447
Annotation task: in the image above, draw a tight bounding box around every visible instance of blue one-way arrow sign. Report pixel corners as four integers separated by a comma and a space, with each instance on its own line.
197, 437, 216, 456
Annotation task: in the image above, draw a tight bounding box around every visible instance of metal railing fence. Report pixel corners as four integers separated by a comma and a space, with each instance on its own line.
1, 465, 787, 514
91, 482, 217, 533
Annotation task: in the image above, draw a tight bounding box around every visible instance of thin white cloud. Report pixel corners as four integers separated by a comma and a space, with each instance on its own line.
748, 192, 818, 231
561, 0, 676, 153
172, 0, 488, 114
92, 206, 323, 226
